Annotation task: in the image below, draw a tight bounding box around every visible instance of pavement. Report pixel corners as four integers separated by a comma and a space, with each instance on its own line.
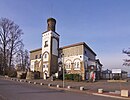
1, 76, 130, 100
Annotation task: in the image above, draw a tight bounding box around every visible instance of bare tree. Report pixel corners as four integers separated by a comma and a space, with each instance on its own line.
0, 18, 23, 75
15, 44, 24, 71
15, 47, 30, 71
23, 49, 30, 70
123, 48, 130, 66
0, 18, 12, 74
8, 23, 23, 68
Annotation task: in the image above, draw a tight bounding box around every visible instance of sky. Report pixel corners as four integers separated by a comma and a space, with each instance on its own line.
0, 0, 130, 73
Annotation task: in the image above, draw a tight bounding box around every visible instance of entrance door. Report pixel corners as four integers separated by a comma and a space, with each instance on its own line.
44, 72, 47, 80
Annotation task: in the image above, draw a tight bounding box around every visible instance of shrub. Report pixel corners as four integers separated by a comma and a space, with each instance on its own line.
73, 74, 82, 82
7, 69, 17, 77
20, 73, 27, 79
65, 74, 82, 82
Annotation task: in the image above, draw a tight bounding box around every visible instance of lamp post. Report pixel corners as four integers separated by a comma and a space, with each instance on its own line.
61, 53, 64, 88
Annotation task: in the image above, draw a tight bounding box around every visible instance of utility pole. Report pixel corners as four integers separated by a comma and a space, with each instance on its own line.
61, 53, 64, 88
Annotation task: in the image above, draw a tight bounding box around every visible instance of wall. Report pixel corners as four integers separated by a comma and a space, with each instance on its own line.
84, 46, 95, 60
30, 49, 42, 60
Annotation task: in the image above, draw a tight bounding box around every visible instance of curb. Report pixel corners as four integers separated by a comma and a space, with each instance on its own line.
93, 93, 130, 100
49, 86, 92, 95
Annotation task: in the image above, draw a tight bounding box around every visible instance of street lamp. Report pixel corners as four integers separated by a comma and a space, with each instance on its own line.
61, 53, 64, 88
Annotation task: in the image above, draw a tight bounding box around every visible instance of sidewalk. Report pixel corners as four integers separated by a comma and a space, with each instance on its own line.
26, 78, 130, 93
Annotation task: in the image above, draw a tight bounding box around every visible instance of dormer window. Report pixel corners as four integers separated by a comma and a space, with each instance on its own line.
44, 41, 48, 47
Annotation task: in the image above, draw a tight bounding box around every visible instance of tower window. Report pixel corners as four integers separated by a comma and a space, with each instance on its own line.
44, 41, 48, 47
44, 54, 47, 58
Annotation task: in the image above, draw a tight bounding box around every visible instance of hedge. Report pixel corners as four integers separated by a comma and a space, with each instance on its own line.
65, 74, 82, 82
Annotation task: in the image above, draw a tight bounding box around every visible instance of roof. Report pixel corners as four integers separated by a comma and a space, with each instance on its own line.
96, 59, 103, 66
30, 48, 42, 53
59, 42, 96, 56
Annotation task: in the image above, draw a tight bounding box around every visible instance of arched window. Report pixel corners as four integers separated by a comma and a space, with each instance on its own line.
44, 53, 47, 58
74, 59, 81, 69
43, 51, 49, 62
65, 60, 72, 69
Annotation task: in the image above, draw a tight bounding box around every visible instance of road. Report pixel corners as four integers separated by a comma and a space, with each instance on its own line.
0, 78, 121, 100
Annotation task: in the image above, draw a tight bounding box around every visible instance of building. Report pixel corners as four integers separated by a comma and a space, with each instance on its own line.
30, 18, 102, 80
101, 69, 128, 80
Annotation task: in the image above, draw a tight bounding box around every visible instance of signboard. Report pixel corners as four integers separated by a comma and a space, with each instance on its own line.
112, 69, 121, 74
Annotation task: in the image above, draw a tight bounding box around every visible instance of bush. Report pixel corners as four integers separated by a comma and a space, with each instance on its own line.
20, 73, 27, 79
7, 69, 17, 77
65, 74, 82, 82
73, 74, 82, 82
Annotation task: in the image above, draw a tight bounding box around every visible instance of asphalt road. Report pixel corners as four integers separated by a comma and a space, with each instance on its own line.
0, 78, 120, 100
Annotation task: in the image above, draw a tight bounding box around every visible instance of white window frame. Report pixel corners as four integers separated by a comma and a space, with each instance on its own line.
65, 61, 71, 70
74, 60, 80, 70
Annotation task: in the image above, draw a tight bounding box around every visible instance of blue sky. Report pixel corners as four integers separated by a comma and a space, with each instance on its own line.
0, 0, 130, 73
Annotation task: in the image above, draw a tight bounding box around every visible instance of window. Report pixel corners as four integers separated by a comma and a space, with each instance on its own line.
66, 63, 71, 69
44, 54, 47, 58
43, 64, 48, 68
69, 63, 71, 68
74, 62, 77, 68
85, 51, 87, 54
77, 62, 79, 68
84, 50, 87, 56
74, 61, 80, 69
43, 65, 45, 68
44, 41, 48, 47
65, 60, 71, 69
35, 55, 38, 59
46, 65, 48, 68
39, 54, 42, 58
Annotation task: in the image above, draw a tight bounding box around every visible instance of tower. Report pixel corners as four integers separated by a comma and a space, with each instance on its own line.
42, 18, 59, 79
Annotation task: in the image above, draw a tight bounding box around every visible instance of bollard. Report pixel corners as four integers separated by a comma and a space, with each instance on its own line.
28, 81, 31, 83
67, 86, 71, 89
40, 83, 44, 85
80, 86, 84, 91
98, 89, 103, 94
34, 82, 37, 84
121, 90, 129, 97
48, 83, 52, 87
20, 80, 23, 82
57, 85, 60, 88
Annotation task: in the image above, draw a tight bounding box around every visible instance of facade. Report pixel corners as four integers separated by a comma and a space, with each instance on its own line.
30, 18, 102, 80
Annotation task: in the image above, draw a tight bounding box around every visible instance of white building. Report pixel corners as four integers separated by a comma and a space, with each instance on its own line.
30, 18, 102, 80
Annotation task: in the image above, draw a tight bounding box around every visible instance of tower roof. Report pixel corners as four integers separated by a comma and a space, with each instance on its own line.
47, 18, 56, 23
47, 17, 56, 32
